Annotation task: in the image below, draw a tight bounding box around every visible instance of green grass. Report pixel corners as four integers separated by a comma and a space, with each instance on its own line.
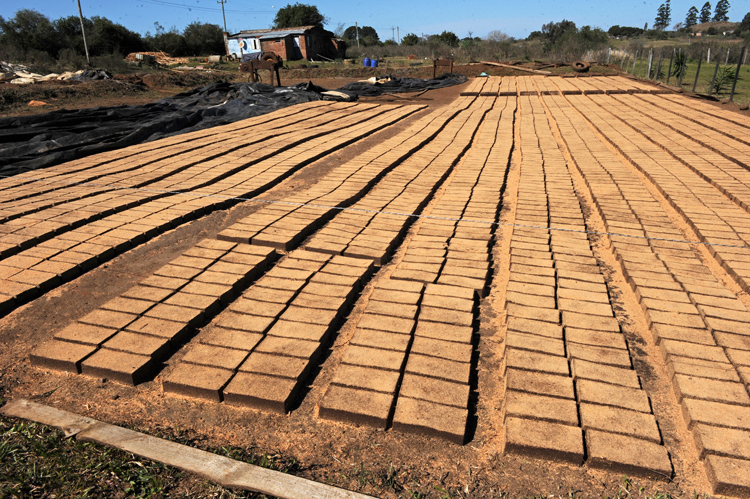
0, 415, 295, 498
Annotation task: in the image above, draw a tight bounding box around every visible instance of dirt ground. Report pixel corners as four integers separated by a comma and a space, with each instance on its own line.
2, 72, 750, 498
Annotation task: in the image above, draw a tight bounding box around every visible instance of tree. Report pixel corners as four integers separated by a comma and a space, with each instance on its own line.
734, 11, 750, 37
700, 2, 712, 23
654, 0, 672, 30
435, 30, 459, 47
87, 16, 143, 56
183, 22, 224, 55
541, 19, 577, 44
342, 25, 378, 45
685, 6, 699, 27
487, 30, 511, 42
272, 3, 325, 29
713, 0, 730, 21
0, 9, 59, 56
401, 33, 420, 46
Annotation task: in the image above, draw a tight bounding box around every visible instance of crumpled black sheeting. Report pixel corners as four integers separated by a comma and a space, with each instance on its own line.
340, 73, 468, 97
0, 74, 466, 174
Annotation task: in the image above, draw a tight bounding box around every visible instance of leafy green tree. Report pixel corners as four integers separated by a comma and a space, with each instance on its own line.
734, 11, 750, 37
272, 3, 326, 29
685, 6, 699, 26
87, 16, 143, 56
183, 22, 224, 55
342, 25, 379, 45
401, 33, 420, 45
541, 19, 577, 43
144, 23, 188, 56
713, 0, 730, 21
436, 30, 459, 47
654, 0, 672, 30
700, 2, 712, 23
0, 9, 59, 56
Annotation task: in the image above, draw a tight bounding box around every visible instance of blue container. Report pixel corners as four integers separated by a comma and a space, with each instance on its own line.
363, 57, 371, 67
370, 59, 378, 68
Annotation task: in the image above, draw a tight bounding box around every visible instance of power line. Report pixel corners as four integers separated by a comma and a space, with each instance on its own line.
136, 0, 274, 15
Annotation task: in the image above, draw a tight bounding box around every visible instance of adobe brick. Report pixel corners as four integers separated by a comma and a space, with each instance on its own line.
501, 416, 583, 464
585, 430, 672, 479
673, 374, 750, 406
660, 339, 729, 363
650, 323, 716, 345
414, 321, 473, 344
243, 286, 296, 304
254, 336, 320, 359
577, 379, 651, 412
81, 349, 154, 385
693, 423, 750, 460
505, 348, 569, 376
392, 396, 468, 444
504, 367, 574, 399
506, 330, 564, 356
102, 332, 170, 358
565, 328, 626, 349
567, 343, 632, 368
669, 358, 740, 382
216, 312, 274, 334
704, 455, 750, 496
405, 354, 470, 384
507, 303, 560, 324
505, 290, 556, 310
79, 309, 137, 330
318, 384, 393, 429
162, 363, 233, 402
29, 340, 97, 373
562, 311, 619, 332
54, 323, 118, 346
681, 398, 750, 430
239, 353, 311, 380
420, 293, 474, 312
182, 343, 248, 370
125, 316, 190, 342
330, 364, 401, 394
358, 314, 414, 335
350, 328, 410, 351
504, 390, 578, 426
399, 373, 469, 408
570, 358, 641, 388
506, 317, 563, 339
223, 372, 300, 413
580, 403, 661, 443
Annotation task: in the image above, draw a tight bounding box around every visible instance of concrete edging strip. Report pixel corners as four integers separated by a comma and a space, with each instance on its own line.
0, 399, 375, 499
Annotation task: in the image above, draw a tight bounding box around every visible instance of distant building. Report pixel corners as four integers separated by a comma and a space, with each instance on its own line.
224, 26, 345, 61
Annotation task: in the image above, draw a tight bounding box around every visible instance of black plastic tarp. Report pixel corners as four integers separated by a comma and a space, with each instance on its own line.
0, 73, 467, 174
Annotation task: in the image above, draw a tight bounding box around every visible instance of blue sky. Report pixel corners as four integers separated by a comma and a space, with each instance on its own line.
1, 0, 746, 41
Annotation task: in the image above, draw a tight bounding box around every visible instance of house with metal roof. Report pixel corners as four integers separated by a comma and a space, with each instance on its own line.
224, 26, 345, 62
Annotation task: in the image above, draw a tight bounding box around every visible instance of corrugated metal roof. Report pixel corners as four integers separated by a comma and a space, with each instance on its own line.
230, 25, 317, 37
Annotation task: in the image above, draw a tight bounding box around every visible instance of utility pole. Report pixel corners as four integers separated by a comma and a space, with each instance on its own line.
355, 22, 359, 48
397, 26, 400, 44
392, 26, 395, 42
217, 0, 227, 33
76, 0, 90, 65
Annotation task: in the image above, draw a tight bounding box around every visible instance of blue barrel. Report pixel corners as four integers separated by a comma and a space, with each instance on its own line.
363, 57, 370, 67
370, 59, 378, 68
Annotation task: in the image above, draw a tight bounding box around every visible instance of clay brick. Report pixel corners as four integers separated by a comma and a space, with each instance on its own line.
405, 354, 470, 384
331, 364, 400, 394
123, 285, 174, 302
562, 311, 619, 332
29, 340, 97, 373
650, 323, 716, 345
141, 275, 189, 291
80, 349, 154, 385
392, 396, 468, 444
266, 320, 330, 342
705, 316, 750, 337
350, 329, 411, 351
200, 327, 263, 351
239, 353, 311, 380
504, 390, 579, 426
570, 358, 641, 388
243, 286, 296, 304
162, 363, 234, 402
660, 340, 729, 363
216, 312, 274, 334
318, 384, 393, 429
504, 368, 575, 399
180, 281, 233, 300
358, 314, 414, 335
292, 293, 348, 312
567, 343, 632, 368
341, 345, 404, 371
501, 416, 583, 464
669, 359, 740, 382
505, 290, 556, 310
399, 373, 469, 408
102, 332, 170, 358
254, 336, 320, 359
673, 374, 750, 405
506, 303, 560, 324
506, 317, 563, 339
101, 296, 154, 315
647, 310, 705, 330
693, 423, 750, 460
580, 403, 661, 443
576, 378, 651, 412
78, 309, 137, 330
54, 323, 118, 346
704, 455, 750, 496
414, 321, 473, 344
164, 292, 220, 315
420, 293, 474, 313
125, 316, 190, 342
506, 331, 564, 356
279, 306, 338, 327
565, 328, 626, 349
505, 348, 570, 376
506, 280, 555, 297
369, 288, 421, 305
682, 398, 750, 430
182, 343, 248, 370
145, 303, 201, 326
230, 299, 285, 317
409, 336, 473, 363
585, 430, 672, 479
418, 306, 473, 327
223, 371, 299, 413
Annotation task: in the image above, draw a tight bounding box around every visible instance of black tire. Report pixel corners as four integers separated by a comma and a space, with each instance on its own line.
572, 61, 591, 73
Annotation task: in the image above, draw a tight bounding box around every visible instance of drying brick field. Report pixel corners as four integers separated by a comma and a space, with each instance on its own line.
2, 75, 750, 498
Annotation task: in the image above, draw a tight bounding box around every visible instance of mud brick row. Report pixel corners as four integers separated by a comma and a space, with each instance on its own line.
0, 103, 396, 259
318, 278, 476, 444
162, 250, 374, 411
0, 105, 417, 317
304, 94, 495, 265
29, 239, 277, 384
500, 96, 671, 478
216, 98, 485, 250
659, 93, 750, 129
545, 93, 750, 495
391, 94, 514, 295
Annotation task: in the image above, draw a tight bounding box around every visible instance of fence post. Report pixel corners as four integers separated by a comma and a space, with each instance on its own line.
709, 56, 721, 95
607, 47, 611, 64
632, 51, 638, 74
647, 49, 653, 79
707, 47, 711, 63
666, 48, 675, 84
692, 46, 703, 93
678, 48, 686, 86
726, 49, 730, 64
656, 51, 663, 81
638, 52, 644, 77
730, 46, 746, 102
620, 51, 626, 69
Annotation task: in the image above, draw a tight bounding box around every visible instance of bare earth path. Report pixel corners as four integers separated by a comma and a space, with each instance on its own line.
2, 75, 750, 498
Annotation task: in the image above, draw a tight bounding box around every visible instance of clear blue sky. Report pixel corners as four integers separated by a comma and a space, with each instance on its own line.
1, 0, 745, 41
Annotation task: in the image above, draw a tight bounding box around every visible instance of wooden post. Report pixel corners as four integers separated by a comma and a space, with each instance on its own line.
646, 49, 653, 79
607, 47, 611, 64
692, 46, 703, 93
666, 48, 674, 84
632, 51, 638, 74
678, 48, 686, 86
707, 46, 711, 64
76, 0, 90, 65
656, 51, 662, 81
730, 46, 746, 102
708, 56, 721, 95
